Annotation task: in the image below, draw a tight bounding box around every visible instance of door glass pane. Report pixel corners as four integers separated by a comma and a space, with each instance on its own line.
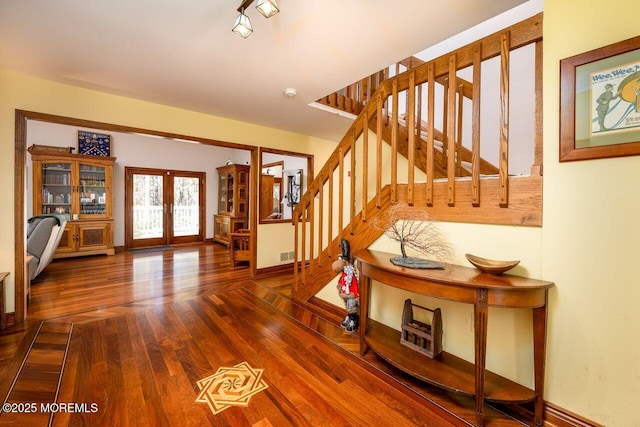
133, 174, 164, 239
79, 163, 106, 216
173, 176, 199, 237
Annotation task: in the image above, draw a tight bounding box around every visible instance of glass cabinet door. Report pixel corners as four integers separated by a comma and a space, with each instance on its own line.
218, 174, 227, 213
79, 162, 107, 218
41, 161, 72, 218
227, 173, 234, 214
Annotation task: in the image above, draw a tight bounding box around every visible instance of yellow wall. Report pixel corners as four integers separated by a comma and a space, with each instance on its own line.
2, 1, 640, 422
0, 70, 336, 310
317, 222, 544, 386
542, 0, 640, 424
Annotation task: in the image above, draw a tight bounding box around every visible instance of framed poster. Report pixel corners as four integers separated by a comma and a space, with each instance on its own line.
78, 131, 112, 157
560, 35, 640, 161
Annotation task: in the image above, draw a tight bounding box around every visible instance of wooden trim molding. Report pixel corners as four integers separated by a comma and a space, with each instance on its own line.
255, 263, 293, 279
14, 111, 27, 324
543, 402, 604, 427
4, 313, 16, 328
258, 147, 314, 225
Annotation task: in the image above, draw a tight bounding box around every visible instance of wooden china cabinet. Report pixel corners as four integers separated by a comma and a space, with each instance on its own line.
213, 164, 250, 246
29, 146, 116, 258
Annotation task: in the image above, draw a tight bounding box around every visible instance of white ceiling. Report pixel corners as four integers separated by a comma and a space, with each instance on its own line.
0, 0, 527, 142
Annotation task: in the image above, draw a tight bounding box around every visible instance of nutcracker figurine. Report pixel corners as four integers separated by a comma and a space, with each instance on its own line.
332, 239, 359, 332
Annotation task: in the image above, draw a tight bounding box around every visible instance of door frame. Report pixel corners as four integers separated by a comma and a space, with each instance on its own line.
14, 110, 258, 325
124, 167, 206, 249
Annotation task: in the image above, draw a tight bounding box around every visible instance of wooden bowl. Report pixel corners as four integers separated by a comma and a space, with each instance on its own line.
465, 254, 520, 275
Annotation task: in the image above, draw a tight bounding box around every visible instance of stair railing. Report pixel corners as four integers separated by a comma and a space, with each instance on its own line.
293, 14, 543, 300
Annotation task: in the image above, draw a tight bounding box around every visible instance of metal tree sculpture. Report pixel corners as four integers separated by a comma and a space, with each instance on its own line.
370, 205, 454, 269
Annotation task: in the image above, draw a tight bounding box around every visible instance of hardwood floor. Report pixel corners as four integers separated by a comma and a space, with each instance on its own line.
0, 244, 531, 426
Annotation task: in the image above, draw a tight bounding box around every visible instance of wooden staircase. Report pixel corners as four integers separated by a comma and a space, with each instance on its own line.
293, 14, 544, 303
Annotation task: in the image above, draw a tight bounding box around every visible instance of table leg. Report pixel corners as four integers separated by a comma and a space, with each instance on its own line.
533, 292, 548, 426
474, 289, 488, 426
359, 272, 370, 356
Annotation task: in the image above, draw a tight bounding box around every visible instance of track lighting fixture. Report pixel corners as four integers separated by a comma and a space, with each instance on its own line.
232, 0, 279, 38
232, 8, 253, 38
255, 0, 279, 18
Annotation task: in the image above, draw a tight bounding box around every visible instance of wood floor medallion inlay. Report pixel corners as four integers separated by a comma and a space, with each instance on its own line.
195, 362, 268, 415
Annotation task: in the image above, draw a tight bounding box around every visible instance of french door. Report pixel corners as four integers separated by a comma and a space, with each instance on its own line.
125, 167, 205, 248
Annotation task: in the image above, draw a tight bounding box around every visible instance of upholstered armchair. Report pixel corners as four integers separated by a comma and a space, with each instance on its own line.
26, 214, 67, 281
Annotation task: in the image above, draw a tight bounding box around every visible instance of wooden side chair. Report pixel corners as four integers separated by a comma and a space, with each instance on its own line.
229, 228, 251, 267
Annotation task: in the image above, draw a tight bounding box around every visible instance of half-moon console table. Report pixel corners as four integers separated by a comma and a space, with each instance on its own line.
354, 249, 554, 427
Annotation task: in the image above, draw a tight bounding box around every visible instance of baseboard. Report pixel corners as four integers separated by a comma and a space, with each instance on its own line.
543, 402, 603, 427
4, 312, 15, 328
306, 296, 345, 324
256, 263, 294, 278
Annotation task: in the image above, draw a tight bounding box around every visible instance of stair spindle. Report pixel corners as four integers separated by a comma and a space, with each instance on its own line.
472, 43, 482, 206
407, 72, 416, 206
309, 193, 315, 262
533, 40, 543, 177
447, 54, 457, 206
427, 62, 435, 206
318, 183, 323, 264
499, 31, 510, 207
328, 170, 334, 242
301, 206, 306, 284
362, 112, 368, 222
338, 147, 344, 232
456, 83, 464, 176
376, 95, 383, 208
293, 215, 298, 290
350, 130, 356, 234
391, 80, 399, 204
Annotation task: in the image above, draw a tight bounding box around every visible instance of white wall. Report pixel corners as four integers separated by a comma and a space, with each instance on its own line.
26, 120, 250, 245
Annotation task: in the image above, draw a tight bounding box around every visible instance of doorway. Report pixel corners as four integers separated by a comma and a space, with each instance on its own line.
125, 167, 205, 249
15, 110, 259, 325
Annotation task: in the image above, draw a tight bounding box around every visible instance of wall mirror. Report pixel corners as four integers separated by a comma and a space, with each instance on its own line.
259, 148, 313, 223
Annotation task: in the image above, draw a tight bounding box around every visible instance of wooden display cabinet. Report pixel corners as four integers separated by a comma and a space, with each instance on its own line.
217, 164, 249, 217
55, 221, 114, 258
214, 164, 249, 246
30, 146, 116, 258
213, 215, 247, 247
